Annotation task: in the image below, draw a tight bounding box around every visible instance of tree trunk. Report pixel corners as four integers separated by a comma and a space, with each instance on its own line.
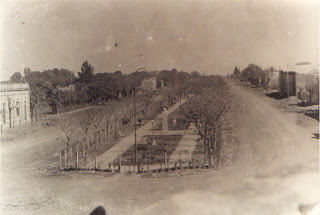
9, 109, 12, 128
203, 139, 207, 160
30, 106, 34, 122
35, 104, 38, 121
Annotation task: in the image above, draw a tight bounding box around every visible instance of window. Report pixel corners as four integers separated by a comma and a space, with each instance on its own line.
16, 102, 20, 117
24, 101, 27, 120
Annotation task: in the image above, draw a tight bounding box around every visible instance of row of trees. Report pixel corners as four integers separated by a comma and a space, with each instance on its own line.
51, 104, 130, 148
52, 86, 183, 151
75, 63, 201, 106
232, 64, 275, 90
183, 75, 231, 166
10, 61, 202, 119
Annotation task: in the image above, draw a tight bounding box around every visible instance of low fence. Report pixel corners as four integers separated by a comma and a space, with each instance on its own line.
59, 145, 217, 173
59, 126, 117, 170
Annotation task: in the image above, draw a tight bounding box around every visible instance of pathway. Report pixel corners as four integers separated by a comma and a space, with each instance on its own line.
168, 123, 199, 163
98, 98, 187, 169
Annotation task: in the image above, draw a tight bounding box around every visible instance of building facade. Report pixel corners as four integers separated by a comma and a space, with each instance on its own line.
0, 82, 31, 127
279, 71, 296, 96
141, 77, 157, 91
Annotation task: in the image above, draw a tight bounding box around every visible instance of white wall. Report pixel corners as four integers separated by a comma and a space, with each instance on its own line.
0, 87, 31, 127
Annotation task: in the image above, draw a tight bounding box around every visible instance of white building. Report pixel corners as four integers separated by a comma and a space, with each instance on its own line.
141, 77, 157, 91
0, 82, 31, 127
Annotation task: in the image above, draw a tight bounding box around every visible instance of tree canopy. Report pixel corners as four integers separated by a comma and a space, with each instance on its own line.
78, 60, 94, 84
10, 72, 24, 83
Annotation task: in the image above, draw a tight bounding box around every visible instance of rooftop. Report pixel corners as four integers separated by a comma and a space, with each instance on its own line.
0, 82, 30, 92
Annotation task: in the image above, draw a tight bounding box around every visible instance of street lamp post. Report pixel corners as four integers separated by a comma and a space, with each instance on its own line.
151, 120, 156, 145
134, 68, 148, 163
134, 73, 137, 164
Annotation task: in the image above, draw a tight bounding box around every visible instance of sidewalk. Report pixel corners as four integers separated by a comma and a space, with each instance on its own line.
168, 123, 199, 163
98, 98, 187, 169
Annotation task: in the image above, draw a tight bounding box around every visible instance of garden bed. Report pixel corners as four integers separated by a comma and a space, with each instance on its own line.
115, 134, 183, 165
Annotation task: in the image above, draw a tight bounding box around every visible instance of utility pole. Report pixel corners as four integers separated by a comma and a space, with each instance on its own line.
286, 64, 289, 98
134, 73, 137, 164
180, 92, 182, 115
133, 68, 148, 164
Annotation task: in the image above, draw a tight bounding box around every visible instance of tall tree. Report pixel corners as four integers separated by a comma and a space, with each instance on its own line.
52, 115, 79, 148
78, 60, 94, 84
77, 109, 96, 140
10, 72, 24, 83
232, 67, 241, 79
183, 76, 230, 165
24, 68, 75, 114
261, 67, 275, 90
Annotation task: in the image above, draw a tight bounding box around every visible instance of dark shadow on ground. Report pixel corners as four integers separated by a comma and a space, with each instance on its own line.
298, 101, 319, 107
266, 92, 288, 100
312, 133, 319, 139
305, 111, 319, 122
250, 85, 261, 88
90, 206, 106, 215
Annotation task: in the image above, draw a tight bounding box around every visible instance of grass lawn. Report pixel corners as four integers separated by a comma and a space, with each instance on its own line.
115, 134, 183, 165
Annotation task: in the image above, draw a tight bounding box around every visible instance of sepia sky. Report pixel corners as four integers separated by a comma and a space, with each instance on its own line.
0, 0, 319, 80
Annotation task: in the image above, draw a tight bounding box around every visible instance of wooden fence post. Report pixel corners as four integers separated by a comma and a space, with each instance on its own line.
95, 155, 97, 169
106, 124, 109, 141
128, 160, 131, 172
114, 117, 117, 137
64, 149, 67, 167
83, 144, 86, 158
59, 150, 62, 170
70, 146, 73, 161
118, 154, 122, 173
76, 145, 79, 169
102, 129, 105, 141
164, 152, 168, 169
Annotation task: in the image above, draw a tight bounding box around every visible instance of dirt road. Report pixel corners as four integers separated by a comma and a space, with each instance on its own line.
1, 81, 318, 215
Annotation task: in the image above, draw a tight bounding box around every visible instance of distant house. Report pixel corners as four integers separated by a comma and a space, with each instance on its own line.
279, 71, 296, 96
0, 82, 31, 127
296, 71, 319, 103
277, 69, 319, 103
58, 84, 75, 92
141, 77, 157, 91
268, 71, 280, 90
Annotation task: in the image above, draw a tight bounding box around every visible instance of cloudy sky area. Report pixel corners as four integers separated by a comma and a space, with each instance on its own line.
0, 0, 318, 80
